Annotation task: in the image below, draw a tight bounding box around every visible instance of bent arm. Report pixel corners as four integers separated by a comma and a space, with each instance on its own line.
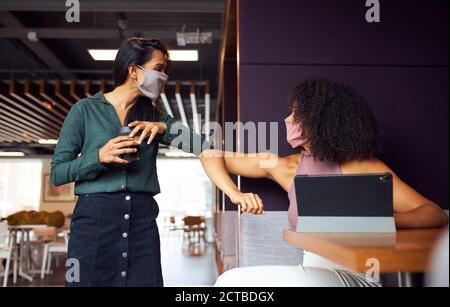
363, 160, 448, 229
200, 150, 276, 195
51, 105, 106, 186
200, 150, 278, 213
158, 113, 210, 156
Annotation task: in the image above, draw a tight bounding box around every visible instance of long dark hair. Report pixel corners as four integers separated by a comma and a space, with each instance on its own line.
288, 78, 383, 162
113, 37, 170, 124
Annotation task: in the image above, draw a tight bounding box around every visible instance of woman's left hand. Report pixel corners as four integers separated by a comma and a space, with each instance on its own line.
128, 121, 167, 144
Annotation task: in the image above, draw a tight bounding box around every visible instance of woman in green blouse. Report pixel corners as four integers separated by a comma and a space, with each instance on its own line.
51, 38, 207, 287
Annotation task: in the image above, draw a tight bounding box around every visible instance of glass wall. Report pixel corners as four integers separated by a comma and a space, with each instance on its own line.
155, 158, 212, 220
0, 160, 43, 218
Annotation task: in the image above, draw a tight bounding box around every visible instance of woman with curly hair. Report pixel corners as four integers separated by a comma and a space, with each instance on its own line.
199, 78, 448, 287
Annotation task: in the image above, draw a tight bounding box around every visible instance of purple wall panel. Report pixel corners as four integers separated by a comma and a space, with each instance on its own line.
239, 0, 449, 66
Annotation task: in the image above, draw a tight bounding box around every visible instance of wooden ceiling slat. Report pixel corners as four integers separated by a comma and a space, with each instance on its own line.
0, 99, 59, 139
8, 80, 65, 126
30, 80, 66, 122
24, 80, 66, 115
0, 132, 16, 143
1, 78, 211, 147
25, 80, 70, 118
0, 125, 33, 143
0, 129, 21, 141
54, 80, 74, 112
0, 112, 52, 140
0, 92, 62, 133
100, 79, 107, 94
23, 80, 42, 103
84, 80, 92, 97
38, 80, 71, 115
69, 80, 82, 101
0, 119, 40, 142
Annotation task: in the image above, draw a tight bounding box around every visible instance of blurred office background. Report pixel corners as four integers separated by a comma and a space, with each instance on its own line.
0, 0, 448, 287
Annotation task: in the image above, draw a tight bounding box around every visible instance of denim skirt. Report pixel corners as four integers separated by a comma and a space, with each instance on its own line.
66, 192, 163, 287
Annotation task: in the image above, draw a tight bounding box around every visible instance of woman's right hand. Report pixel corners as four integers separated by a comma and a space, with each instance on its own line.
230, 192, 264, 215
98, 136, 138, 164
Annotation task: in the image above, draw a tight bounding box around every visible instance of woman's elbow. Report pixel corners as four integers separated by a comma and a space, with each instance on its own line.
429, 203, 449, 228
200, 149, 220, 157
437, 209, 449, 228
50, 167, 64, 187
199, 149, 221, 162
50, 172, 59, 186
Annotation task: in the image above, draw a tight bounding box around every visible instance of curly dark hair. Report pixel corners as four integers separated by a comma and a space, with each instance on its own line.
288, 79, 383, 162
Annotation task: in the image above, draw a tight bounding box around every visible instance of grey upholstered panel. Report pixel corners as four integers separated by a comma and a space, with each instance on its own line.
239, 211, 303, 267
220, 211, 238, 271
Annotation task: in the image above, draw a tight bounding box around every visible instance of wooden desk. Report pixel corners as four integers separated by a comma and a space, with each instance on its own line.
283, 228, 447, 286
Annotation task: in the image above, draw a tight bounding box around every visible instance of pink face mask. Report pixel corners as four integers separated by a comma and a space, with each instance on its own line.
285, 119, 307, 148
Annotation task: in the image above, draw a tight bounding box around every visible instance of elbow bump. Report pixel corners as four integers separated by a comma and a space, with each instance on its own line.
431, 204, 449, 228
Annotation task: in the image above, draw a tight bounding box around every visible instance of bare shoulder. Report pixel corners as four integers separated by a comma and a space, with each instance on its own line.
264, 153, 302, 190
276, 153, 302, 169
340, 158, 393, 174
257, 152, 290, 174
285, 153, 302, 162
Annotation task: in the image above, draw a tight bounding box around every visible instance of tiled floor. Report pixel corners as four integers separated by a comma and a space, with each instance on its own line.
2, 230, 217, 287
161, 230, 218, 287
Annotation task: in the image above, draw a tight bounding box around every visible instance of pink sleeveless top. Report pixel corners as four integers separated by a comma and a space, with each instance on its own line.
287, 153, 342, 229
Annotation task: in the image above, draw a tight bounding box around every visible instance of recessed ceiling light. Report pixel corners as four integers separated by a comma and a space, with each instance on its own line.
168, 50, 199, 62
87, 49, 199, 62
38, 139, 58, 145
0, 152, 26, 157
87, 49, 118, 61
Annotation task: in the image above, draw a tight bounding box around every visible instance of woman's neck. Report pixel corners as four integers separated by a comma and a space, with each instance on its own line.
105, 83, 141, 111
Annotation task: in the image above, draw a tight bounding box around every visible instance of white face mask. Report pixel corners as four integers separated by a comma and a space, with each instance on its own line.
136, 65, 169, 101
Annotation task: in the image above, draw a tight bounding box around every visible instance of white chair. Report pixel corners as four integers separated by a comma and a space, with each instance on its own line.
40, 230, 69, 279
0, 221, 13, 287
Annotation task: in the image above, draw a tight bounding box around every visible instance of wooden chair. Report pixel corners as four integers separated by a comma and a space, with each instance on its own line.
182, 216, 206, 246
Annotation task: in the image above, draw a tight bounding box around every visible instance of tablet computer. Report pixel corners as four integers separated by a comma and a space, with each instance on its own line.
295, 173, 396, 233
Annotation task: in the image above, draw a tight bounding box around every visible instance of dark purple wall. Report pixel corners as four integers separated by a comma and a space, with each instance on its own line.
238, 0, 449, 210
239, 0, 448, 66
222, 59, 240, 211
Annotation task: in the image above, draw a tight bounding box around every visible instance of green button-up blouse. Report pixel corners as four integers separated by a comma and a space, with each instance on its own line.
51, 92, 208, 195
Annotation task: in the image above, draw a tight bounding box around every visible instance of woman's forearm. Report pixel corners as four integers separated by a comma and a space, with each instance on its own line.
51, 104, 106, 186
395, 203, 449, 229
200, 150, 240, 199
51, 148, 106, 186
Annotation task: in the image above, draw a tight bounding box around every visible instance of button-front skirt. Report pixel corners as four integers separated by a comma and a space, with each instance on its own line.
66, 192, 163, 287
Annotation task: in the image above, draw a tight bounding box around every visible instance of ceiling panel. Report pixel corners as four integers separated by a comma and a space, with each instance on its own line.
0, 0, 225, 154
